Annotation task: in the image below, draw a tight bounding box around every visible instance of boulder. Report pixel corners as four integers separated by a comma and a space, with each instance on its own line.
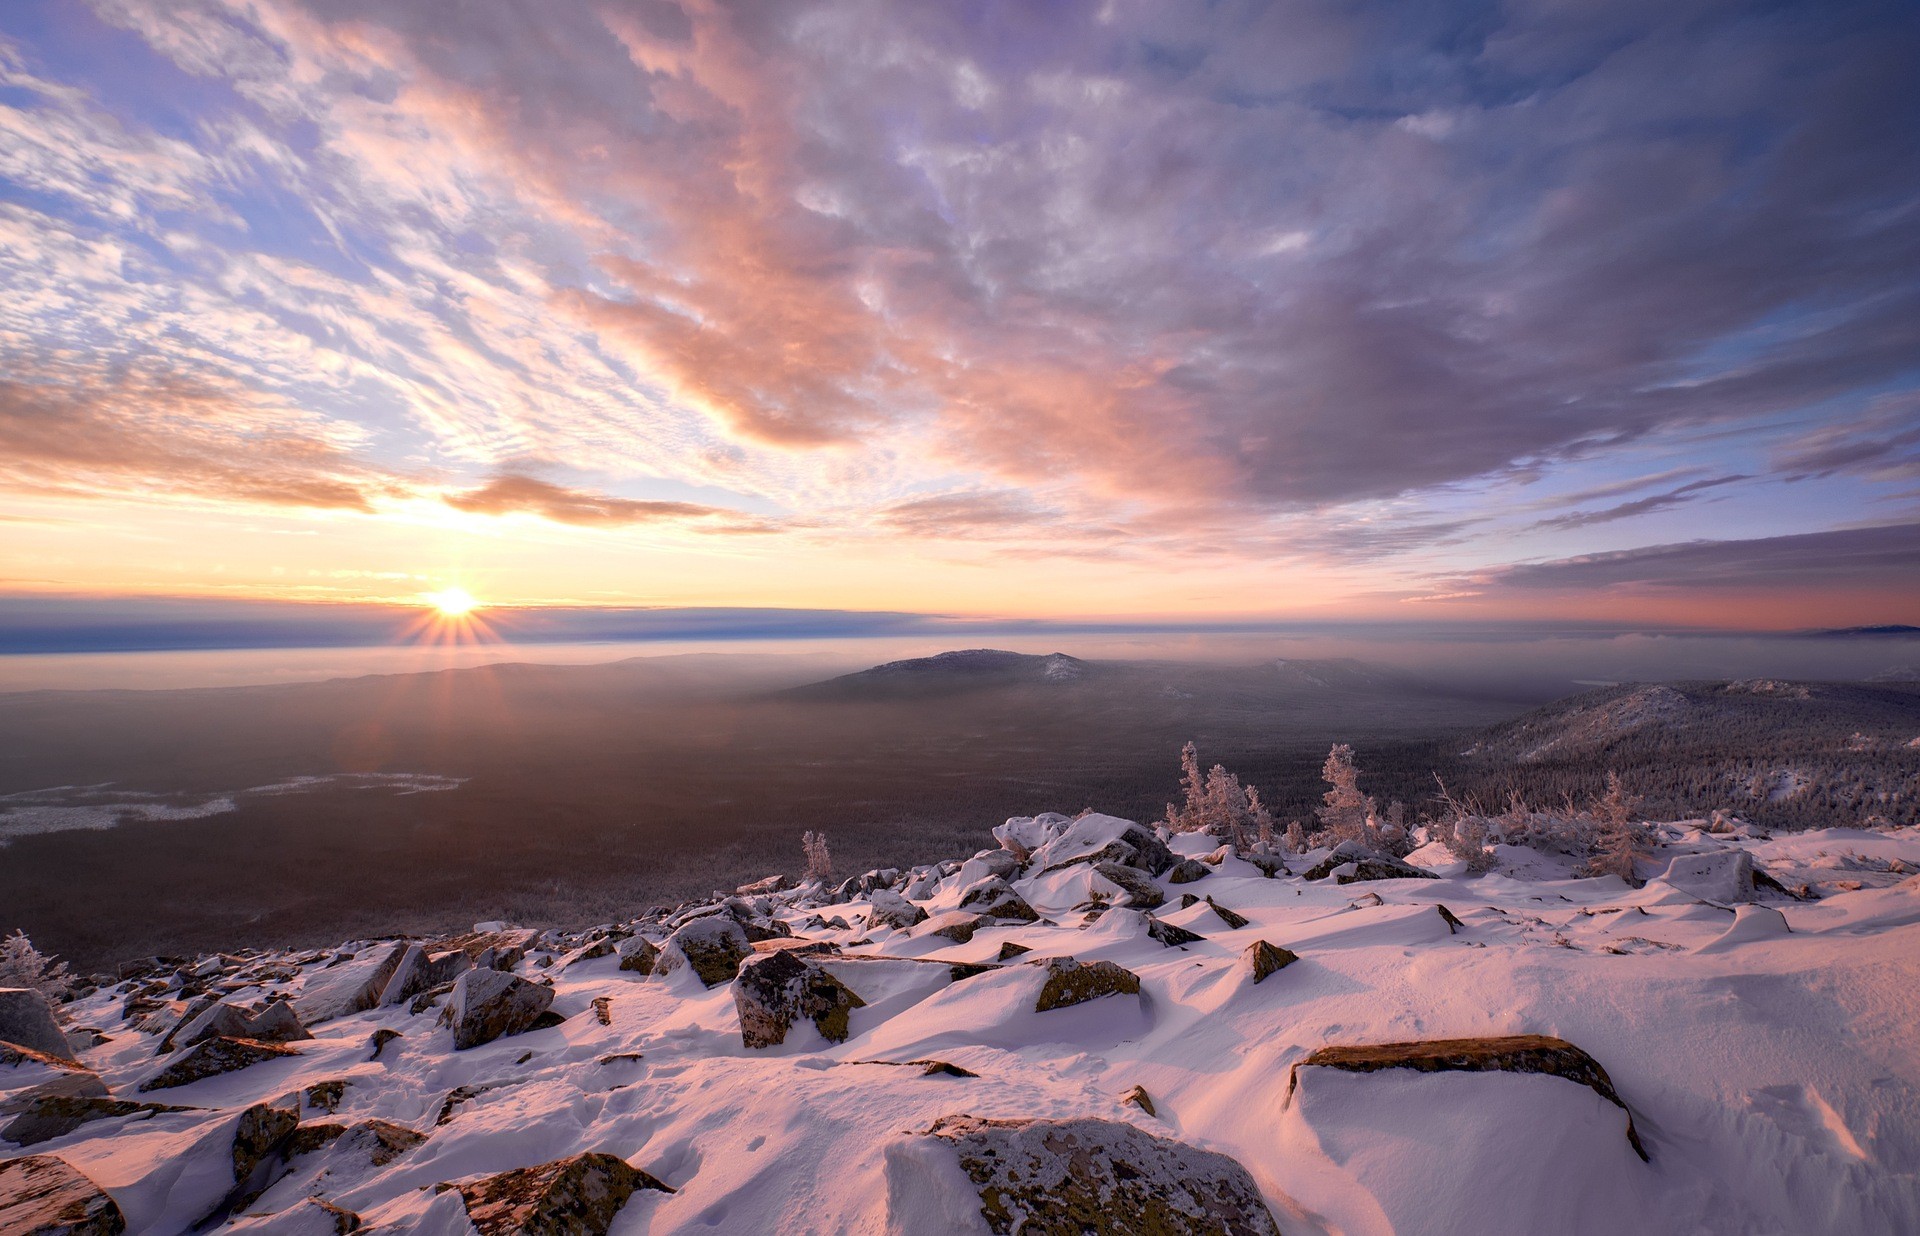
444, 971, 555, 1050
292, 944, 409, 1026
867, 889, 928, 931
1206, 897, 1250, 929
1145, 917, 1205, 948
736, 873, 793, 896
915, 912, 982, 944
954, 848, 1025, 887
615, 937, 660, 974
1244, 940, 1298, 984
232, 1100, 299, 1181
1240, 852, 1288, 879
1026, 813, 1176, 876
449, 1152, 673, 1236
0, 1154, 127, 1236
1033, 958, 1141, 1012
1303, 848, 1437, 883
957, 877, 1040, 924
1659, 850, 1755, 904
892, 1115, 1280, 1236
168, 1000, 309, 1054
656, 918, 752, 988
732, 950, 868, 1048
1091, 861, 1166, 909
995, 942, 1033, 962
1287, 1034, 1647, 1159
1165, 859, 1211, 884
0, 988, 77, 1062
139, 1036, 301, 1092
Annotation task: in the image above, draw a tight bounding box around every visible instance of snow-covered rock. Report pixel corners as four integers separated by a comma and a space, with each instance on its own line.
449, 1153, 672, 1236
0, 1153, 128, 1235
442, 971, 554, 1051
655, 918, 751, 988
0, 987, 78, 1062
291, 944, 408, 1026
1658, 849, 1756, 903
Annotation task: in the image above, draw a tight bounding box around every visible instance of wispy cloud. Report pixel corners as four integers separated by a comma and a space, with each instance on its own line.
1529, 476, 1748, 531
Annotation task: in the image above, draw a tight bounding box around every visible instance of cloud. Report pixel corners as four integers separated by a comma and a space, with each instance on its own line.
1529, 476, 1748, 530
442, 473, 768, 530
876, 491, 1060, 538
1466, 523, 1920, 595
1773, 397, 1920, 482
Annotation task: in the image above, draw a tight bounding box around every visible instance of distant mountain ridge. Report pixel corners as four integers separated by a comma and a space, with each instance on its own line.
782, 649, 1088, 699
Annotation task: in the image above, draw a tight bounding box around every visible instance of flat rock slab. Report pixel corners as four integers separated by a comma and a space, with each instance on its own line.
293, 945, 408, 1026
907, 1114, 1280, 1236
1289, 1034, 1647, 1159
450, 1152, 673, 1236
0, 1154, 128, 1235
139, 1035, 302, 1092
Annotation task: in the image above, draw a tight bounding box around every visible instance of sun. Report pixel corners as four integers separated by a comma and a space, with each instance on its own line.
426, 587, 479, 617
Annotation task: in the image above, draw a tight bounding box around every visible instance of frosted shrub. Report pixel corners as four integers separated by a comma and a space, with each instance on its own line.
1314, 744, 1380, 852
0, 929, 72, 1003
1430, 775, 1495, 874
1163, 742, 1273, 845
1583, 772, 1651, 884
801, 831, 833, 882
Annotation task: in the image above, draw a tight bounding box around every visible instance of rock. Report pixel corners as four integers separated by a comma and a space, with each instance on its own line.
995, 942, 1032, 962
736, 873, 793, 896
733, 950, 868, 1048
615, 937, 659, 974
1288, 1034, 1647, 1160
223, 1196, 362, 1233
1, 1095, 189, 1148
915, 912, 982, 944
293, 944, 409, 1026
957, 877, 1041, 923
0, 1041, 91, 1074
1206, 897, 1250, 929
139, 1036, 301, 1092
1033, 958, 1141, 1012
375, 945, 429, 1008
233, 1100, 299, 1181
444, 970, 556, 1050
656, 918, 752, 988
304, 1080, 347, 1113
368, 1028, 403, 1060
1025, 813, 1177, 876
897, 1115, 1280, 1236
0, 1154, 128, 1236
449, 1152, 673, 1235
592, 997, 612, 1026
1145, 917, 1205, 948
0, 988, 78, 1062
1165, 859, 1211, 884
328, 1119, 426, 1167
1659, 849, 1755, 904
168, 1000, 309, 1054
1240, 852, 1289, 879
1436, 904, 1464, 934
1092, 861, 1166, 909
867, 889, 928, 931
954, 848, 1025, 887
1120, 1084, 1157, 1116
1303, 849, 1438, 883
1245, 940, 1298, 984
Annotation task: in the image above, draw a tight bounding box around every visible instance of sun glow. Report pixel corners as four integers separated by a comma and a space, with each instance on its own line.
426, 587, 479, 617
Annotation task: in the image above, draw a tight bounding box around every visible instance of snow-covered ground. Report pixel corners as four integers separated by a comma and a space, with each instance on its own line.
6, 815, 1920, 1234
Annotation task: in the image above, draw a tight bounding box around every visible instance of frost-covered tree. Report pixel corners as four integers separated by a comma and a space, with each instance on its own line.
1583, 772, 1650, 884
1315, 744, 1378, 850
0, 930, 72, 1003
1430, 774, 1495, 874
1163, 742, 1208, 833
1284, 820, 1308, 854
801, 831, 833, 882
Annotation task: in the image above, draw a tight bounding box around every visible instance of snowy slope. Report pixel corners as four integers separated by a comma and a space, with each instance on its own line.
6, 817, 1920, 1234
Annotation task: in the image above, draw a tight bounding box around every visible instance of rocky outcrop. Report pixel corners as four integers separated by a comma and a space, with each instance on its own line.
1, 1094, 190, 1148
286, 1118, 426, 1167
139, 1036, 302, 1092
0, 987, 78, 1061
866, 889, 928, 931
293, 944, 409, 1026
1165, 859, 1211, 884
444, 971, 556, 1050
224, 1197, 361, 1233
1288, 1034, 1647, 1159
0, 1154, 128, 1235
1244, 940, 1298, 984
1033, 958, 1141, 1012
733, 950, 868, 1048
656, 918, 752, 987
900, 1115, 1281, 1235
915, 911, 982, 944
1019, 813, 1177, 877
449, 1152, 673, 1236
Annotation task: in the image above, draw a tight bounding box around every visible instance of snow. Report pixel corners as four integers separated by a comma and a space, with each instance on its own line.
8, 821, 1920, 1233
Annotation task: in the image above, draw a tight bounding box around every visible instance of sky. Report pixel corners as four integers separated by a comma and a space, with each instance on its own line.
1, 0, 1917, 648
